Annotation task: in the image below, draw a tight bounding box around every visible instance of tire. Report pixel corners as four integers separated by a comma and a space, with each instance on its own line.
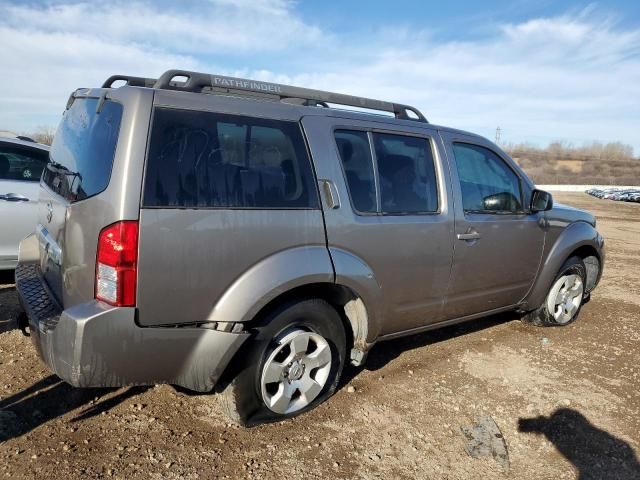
219, 298, 347, 426
522, 256, 587, 327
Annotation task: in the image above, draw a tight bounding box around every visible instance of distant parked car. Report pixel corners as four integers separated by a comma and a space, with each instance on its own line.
0, 137, 49, 270
586, 187, 640, 203
618, 190, 640, 201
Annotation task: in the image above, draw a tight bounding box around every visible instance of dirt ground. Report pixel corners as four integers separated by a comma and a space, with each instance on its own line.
0, 192, 638, 479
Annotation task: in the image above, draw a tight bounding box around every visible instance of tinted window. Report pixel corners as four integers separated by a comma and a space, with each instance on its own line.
144, 108, 317, 209
0, 145, 48, 182
334, 130, 376, 213
452, 143, 522, 213
374, 133, 438, 213
43, 98, 123, 202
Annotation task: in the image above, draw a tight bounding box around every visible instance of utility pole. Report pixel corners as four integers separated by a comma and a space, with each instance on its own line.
495, 126, 501, 144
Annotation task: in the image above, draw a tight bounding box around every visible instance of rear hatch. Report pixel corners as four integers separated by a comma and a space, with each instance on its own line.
38, 96, 124, 305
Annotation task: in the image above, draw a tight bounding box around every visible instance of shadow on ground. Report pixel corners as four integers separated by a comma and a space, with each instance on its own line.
0, 271, 14, 285
519, 408, 640, 480
0, 375, 149, 443
0, 269, 18, 334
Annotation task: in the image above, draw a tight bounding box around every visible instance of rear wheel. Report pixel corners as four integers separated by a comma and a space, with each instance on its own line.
522, 256, 587, 327
220, 298, 346, 426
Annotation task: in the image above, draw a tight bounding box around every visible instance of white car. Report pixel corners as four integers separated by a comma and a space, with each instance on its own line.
0, 137, 49, 270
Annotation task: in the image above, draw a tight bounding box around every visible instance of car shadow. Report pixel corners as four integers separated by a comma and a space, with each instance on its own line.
0, 270, 14, 285
340, 311, 515, 386
519, 408, 640, 479
0, 269, 18, 334
0, 375, 149, 443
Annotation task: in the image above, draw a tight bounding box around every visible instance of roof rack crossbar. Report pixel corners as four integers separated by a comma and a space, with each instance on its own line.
153, 69, 428, 122
102, 75, 157, 88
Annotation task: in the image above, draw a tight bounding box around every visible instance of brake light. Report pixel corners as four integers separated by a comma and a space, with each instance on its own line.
95, 221, 138, 306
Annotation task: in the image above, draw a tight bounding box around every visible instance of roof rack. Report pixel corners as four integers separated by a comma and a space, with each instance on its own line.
142, 69, 427, 122
102, 75, 157, 88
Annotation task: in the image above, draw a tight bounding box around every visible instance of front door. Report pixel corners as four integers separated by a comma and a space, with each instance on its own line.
303, 116, 455, 337
0, 142, 48, 268
441, 132, 546, 318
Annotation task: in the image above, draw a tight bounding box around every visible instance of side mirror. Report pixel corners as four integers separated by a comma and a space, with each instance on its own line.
530, 189, 553, 212
483, 192, 520, 211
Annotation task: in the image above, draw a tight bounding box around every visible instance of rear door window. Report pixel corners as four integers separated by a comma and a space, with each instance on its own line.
373, 133, 438, 214
0, 145, 48, 182
43, 98, 123, 201
143, 108, 318, 209
334, 130, 377, 213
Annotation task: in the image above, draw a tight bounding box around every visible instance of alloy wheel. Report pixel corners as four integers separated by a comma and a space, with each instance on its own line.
547, 274, 584, 324
260, 329, 332, 414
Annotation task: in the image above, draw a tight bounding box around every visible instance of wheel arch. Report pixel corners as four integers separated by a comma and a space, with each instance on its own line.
523, 221, 604, 310
245, 282, 373, 367
208, 246, 378, 365
568, 244, 602, 292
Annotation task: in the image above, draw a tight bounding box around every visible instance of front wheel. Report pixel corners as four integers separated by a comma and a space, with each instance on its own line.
522, 256, 587, 327
219, 298, 347, 426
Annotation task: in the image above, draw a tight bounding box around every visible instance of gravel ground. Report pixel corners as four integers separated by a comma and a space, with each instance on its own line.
0, 192, 639, 479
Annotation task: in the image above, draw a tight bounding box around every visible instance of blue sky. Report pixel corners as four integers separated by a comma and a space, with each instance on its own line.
1, 0, 639, 153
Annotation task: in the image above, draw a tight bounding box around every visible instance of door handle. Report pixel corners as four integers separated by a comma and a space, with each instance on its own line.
0, 193, 30, 202
319, 179, 340, 209
457, 230, 481, 241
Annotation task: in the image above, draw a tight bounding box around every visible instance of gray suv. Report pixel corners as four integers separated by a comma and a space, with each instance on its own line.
15, 70, 604, 426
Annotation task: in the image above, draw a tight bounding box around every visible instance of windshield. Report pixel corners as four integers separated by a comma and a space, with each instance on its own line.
43, 97, 123, 202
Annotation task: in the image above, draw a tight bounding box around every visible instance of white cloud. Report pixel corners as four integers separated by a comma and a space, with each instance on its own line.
0, 1, 323, 54
0, 0, 324, 131
0, 24, 199, 128
0, 2, 638, 152
247, 11, 640, 150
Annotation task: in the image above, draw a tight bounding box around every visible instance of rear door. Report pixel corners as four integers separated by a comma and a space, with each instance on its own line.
0, 141, 48, 268
303, 115, 455, 337
441, 131, 545, 318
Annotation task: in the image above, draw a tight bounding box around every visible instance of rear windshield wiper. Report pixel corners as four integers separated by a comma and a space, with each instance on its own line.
47, 161, 82, 180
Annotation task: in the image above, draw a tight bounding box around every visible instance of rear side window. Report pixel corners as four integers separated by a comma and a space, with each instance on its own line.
43, 98, 123, 201
452, 143, 522, 213
334, 130, 376, 213
0, 145, 48, 182
373, 133, 438, 213
143, 108, 318, 209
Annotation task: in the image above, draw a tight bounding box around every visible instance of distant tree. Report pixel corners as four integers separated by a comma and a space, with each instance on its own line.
30, 126, 56, 145
503, 140, 638, 185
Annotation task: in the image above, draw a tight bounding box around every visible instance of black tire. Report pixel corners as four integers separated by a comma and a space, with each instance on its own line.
522, 256, 587, 327
219, 298, 347, 426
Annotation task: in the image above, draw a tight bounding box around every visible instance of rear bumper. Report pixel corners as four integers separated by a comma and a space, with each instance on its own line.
15, 262, 249, 392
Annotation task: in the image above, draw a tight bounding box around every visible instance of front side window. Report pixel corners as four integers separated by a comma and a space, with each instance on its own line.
373, 133, 438, 214
452, 143, 522, 213
334, 130, 377, 213
143, 108, 317, 208
0, 145, 48, 182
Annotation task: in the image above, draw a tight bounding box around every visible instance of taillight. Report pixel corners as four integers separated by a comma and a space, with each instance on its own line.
95, 221, 139, 307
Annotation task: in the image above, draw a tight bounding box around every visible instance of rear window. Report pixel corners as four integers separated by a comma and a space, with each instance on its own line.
143, 108, 318, 209
43, 98, 123, 202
